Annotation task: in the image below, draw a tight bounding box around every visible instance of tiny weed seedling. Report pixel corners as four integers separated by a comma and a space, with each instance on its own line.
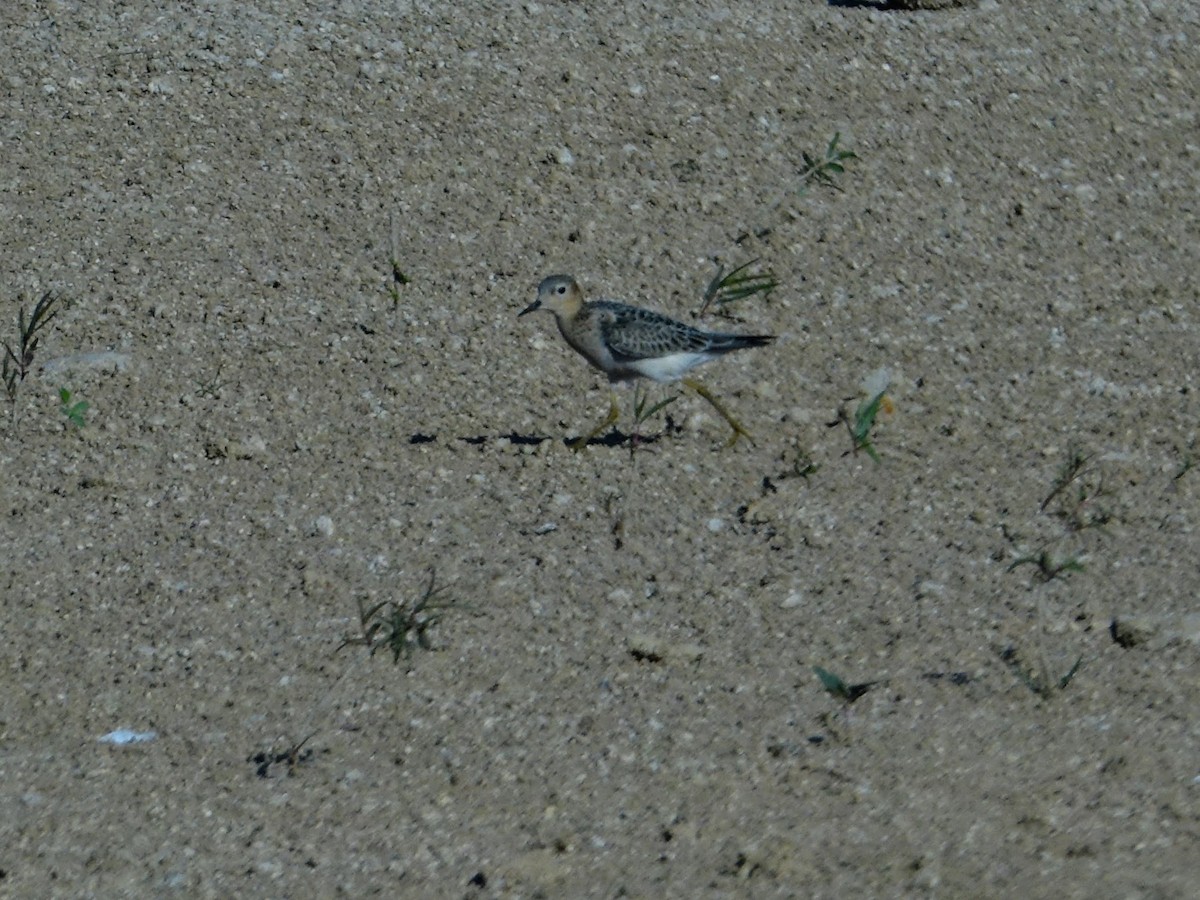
630, 384, 678, 450
835, 386, 892, 462
999, 644, 1083, 699
772, 446, 820, 487
797, 132, 858, 195
386, 211, 409, 306
58, 387, 88, 428
699, 259, 778, 317
254, 570, 462, 778
813, 665, 879, 704
1040, 444, 1090, 511
1041, 444, 1111, 532
339, 569, 458, 666
3, 290, 63, 422
1006, 549, 1084, 582
387, 259, 410, 305
195, 363, 231, 400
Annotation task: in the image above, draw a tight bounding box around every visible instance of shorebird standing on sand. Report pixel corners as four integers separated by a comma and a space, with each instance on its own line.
519, 274, 774, 449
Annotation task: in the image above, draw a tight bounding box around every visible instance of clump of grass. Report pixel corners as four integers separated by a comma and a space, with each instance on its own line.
3, 290, 63, 422
797, 132, 857, 195
58, 387, 88, 428
836, 382, 893, 463
699, 259, 778, 317
999, 644, 1083, 699
1040, 444, 1111, 532
339, 569, 457, 665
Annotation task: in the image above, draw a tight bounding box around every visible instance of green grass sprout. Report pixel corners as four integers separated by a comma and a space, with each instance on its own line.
632, 385, 678, 438
837, 385, 892, 462
1006, 550, 1084, 582
1041, 444, 1089, 510
4, 290, 63, 423
388, 259, 410, 305
798, 132, 858, 195
386, 211, 409, 306
813, 665, 879, 704
699, 259, 778, 317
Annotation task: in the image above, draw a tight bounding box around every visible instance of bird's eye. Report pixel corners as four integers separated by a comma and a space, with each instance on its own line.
556, 285, 566, 295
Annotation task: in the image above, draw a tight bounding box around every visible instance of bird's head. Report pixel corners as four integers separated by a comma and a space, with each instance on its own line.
519, 274, 584, 318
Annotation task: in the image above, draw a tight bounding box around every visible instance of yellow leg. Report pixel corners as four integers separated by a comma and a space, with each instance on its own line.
568, 390, 620, 451
683, 377, 755, 447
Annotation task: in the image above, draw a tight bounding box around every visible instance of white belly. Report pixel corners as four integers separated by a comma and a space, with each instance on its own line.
621, 352, 711, 383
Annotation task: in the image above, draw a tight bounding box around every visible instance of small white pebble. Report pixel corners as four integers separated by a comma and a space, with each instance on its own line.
313, 515, 334, 537
98, 729, 156, 745
707, 518, 724, 533
863, 367, 892, 397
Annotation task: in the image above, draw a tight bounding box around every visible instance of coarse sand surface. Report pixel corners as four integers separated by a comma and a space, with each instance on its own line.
1, 1, 1197, 896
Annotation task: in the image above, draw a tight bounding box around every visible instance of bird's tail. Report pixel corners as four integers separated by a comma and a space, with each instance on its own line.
712, 333, 775, 353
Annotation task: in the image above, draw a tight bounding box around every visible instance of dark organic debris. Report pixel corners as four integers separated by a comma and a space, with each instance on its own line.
921, 671, 972, 686
249, 740, 315, 778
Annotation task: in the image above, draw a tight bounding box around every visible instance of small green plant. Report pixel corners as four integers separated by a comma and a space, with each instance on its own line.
699, 259, 778, 317
792, 454, 819, 480
779, 447, 819, 482
387, 259, 410, 305
999, 644, 1083, 699
339, 569, 457, 665
630, 385, 678, 449
386, 211, 409, 306
1040, 444, 1090, 511
58, 387, 88, 428
836, 385, 892, 462
813, 665, 879, 704
195, 363, 231, 399
255, 570, 462, 779
3, 290, 63, 420
1006, 549, 1084, 582
797, 132, 858, 194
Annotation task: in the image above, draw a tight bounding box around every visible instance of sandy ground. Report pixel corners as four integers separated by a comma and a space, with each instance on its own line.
1, 0, 1198, 896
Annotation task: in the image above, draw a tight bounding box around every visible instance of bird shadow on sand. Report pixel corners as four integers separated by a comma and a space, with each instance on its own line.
407, 431, 668, 449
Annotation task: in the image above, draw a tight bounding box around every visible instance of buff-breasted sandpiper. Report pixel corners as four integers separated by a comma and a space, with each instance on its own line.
519, 274, 775, 448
